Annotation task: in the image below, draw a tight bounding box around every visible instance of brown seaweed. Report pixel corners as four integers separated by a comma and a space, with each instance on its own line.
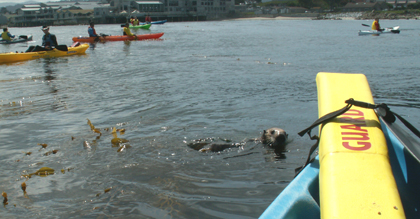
38, 143, 48, 149
22, 167, 55, 179
2, 191, 7, 205
111, 127, 129, 147
87, 119, 102, 135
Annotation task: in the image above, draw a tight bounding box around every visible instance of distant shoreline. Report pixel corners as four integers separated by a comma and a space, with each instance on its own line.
226, 11, 420, 21
227, 16, 316, 21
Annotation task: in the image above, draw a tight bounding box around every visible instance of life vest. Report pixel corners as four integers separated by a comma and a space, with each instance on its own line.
123, 27, 133, 36
372, 20, 380, 31
1, 31, 11, 41
88, 27, 97, 37
133, 19, 139, 26
42, 34, 56, 47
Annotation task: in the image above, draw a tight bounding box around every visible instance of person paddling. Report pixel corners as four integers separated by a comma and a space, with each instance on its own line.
1, 28, 15, 41
133, 16, 140, 26
88, 22, 103, 42
123, 22, 137, 40
88, 22, 98, 37
372, 18, 383, 31
26, 26, 58, 52
145, 14, 152, 24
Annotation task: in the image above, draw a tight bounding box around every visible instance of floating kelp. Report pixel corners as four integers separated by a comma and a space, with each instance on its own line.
21, 182, 29, 199
43, 150, 58, 156
24, 152, 32, 156
87, 119, 102, 135
38, 143, 48, 149
60, 167, 73, 174
22, 167, 55, 178
111, 127, 129, 147
116, 128, 125, 134
152, 178, 184, 217
21, 182, 26, 192
2, 191, 7, 205
96, 187, 112, 197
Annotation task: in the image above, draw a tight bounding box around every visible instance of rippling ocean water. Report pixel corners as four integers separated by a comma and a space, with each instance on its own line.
1, 19, 420, 218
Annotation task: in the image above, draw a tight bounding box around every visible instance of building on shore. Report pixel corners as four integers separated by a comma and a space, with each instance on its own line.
4, 0, 236, 27
0, 15, 7, 26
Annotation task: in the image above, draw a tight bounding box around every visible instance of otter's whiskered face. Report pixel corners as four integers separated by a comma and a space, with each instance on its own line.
261, 128, 288, 150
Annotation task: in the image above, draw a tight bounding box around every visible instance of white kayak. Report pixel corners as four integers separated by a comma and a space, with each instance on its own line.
358, 26, 400, 36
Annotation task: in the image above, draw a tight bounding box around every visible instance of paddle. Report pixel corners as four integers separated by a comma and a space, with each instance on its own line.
362, 24, 370, 27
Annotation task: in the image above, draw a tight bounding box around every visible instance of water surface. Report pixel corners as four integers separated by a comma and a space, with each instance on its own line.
1, 19, 420, 218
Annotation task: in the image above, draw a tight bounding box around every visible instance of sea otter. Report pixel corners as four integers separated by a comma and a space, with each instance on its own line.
261, 127, 288, 151
187, 127, 288, 153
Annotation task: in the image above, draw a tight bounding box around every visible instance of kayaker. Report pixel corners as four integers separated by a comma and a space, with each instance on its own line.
129, 16, 134, 25
1, 28, 15, 41
26, 26, 58, 52
88, 22, 98, 37
41, 26, 58, 49
133, 16, 140, 26
372, 18, 382, 31
145, 14, 152, 24
123, 23, 137, 40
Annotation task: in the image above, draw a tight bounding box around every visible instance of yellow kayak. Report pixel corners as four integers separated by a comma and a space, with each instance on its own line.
0, 44, 89, 64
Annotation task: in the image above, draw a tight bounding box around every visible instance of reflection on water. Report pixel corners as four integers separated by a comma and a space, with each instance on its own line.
0, 20, 419, 218
123, 40, 131, 54
43, 60, 56, 82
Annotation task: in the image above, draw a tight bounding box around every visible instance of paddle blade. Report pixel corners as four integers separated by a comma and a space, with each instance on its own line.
121, 24, 125, 27
55, 45, 68, 51
362, 24, 370, 27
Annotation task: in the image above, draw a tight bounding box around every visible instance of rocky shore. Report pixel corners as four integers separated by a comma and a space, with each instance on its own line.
316, 11, 420, 20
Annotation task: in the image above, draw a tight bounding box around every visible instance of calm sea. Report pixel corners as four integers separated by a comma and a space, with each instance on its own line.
1, 19, 420, 218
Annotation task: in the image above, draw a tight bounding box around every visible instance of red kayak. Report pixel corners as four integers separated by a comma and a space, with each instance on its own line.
72, 33, 164, 43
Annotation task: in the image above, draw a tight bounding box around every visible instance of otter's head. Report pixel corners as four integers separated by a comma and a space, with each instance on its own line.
261, 128, 288, 151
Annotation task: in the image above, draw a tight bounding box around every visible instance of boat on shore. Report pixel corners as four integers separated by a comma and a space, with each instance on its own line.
259, 72, 420, 219
0, 44, 89, 64
0, 35, 33, 44
72, 33, 164, 43
358, 26, 400, 35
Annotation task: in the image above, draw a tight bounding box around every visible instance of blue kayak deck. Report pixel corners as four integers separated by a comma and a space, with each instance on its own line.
259, 157, 320, 219
259, 117, 420, 219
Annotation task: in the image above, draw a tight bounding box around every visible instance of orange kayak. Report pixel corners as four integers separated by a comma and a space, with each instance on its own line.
72, 33, 164, 43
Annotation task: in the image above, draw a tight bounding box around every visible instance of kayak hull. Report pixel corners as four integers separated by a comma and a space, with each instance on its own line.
358, 26, 400, 35
0, 44, 89, 64
72, 33, 164, 43
129, 24, 151, 29
0, 35, 33, 44
140, 20, 167, 25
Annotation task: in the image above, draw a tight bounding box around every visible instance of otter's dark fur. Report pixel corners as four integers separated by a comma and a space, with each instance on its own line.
188, 127, 288, 153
